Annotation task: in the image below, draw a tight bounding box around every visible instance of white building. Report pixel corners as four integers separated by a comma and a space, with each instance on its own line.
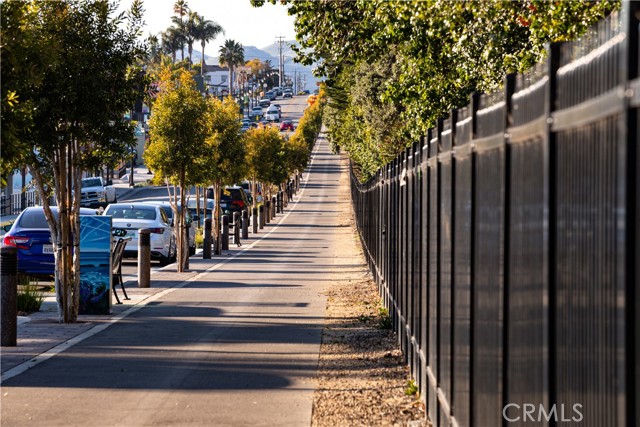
202, 64, 230, 96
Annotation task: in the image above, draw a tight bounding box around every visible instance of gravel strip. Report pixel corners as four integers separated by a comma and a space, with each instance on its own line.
311, 154, 427, 427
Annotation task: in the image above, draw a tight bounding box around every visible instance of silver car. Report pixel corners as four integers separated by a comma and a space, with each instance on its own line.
141, 201, 196, 255
103, 203, 176, 265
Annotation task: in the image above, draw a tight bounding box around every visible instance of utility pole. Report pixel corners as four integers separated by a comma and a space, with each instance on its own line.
275, 36, 285, 87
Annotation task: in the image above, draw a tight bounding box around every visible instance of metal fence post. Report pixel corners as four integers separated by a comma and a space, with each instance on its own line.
252, 207, 258, 233
242, 209, 249, 239
259, 205, 265, 229
222, 214, 229, 250
265, 200, 271, 224
1, 247, 18, 346
203, 218, 211, 259
233, 211, 241, 245
138, 229, 151, 288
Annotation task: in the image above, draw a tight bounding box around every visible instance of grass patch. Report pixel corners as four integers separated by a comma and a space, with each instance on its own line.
405, 380, 419, 396
377, 305, 392, 330
195, 226, 204, 248
16, 274, 46, 314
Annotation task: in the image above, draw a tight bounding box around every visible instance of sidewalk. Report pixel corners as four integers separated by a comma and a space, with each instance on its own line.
0, 214, 279, 380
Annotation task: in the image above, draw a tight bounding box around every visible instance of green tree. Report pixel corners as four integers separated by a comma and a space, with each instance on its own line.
219, 39, 244, 94
146, 67, 209, 271
253, 0, 617, 180
194, 14, 224, 75
161, 27, 183, 63
201, 96, 245, 254
0, 0, 146, 323
244, 126, 284, 206
172, 0, 189, 61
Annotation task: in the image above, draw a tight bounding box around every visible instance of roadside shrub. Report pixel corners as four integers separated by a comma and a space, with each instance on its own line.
378, 306, 392, 330
195, 226, 203, 248
16, 274, 45, 314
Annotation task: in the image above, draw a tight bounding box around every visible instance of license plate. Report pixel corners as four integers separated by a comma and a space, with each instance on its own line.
220, 203, 228, 208
42, 245, 54, 254
126, 230, 136, 238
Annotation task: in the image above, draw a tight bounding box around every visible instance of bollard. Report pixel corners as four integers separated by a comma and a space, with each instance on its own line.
242, 209, 249, 239
265, 200, 271, 224
203, 218, 212, 259
259, 205, 265, 229
284, 186, 289, 207
232, 211, 241, 245
1, 247, 18, 346
252, 207, 258, 234
138, 229, 151, 288
222, 214, 229, 250
271, 196, 277, 217
276, 193, 281, 214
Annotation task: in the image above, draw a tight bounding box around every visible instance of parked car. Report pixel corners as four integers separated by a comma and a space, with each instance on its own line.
187, 199, 215, 226
258, 98, 271, 108
250, 106, 264, 118
2, 206, 98, 278
265, 105, 280, 122
205, 186, 251, 216
79, 176, 116, 208
238, 181, 263, 203
279, 120, 295, 132
102, 203, 176, 265
141, 201, 196, 255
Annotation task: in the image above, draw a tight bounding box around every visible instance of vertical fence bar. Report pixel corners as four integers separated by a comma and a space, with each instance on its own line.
439, 113, 455, 426
452, 97, 476, 427
472, 83, 509, 427
420, 134, 430, 401
427, 127, 440, 426
504, 56, 552, 426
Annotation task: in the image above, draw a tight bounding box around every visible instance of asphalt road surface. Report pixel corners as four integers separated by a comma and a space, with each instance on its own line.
1, 131, 344, 426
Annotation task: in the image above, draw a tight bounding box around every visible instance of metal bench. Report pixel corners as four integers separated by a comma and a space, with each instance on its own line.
111, 237, 132, 304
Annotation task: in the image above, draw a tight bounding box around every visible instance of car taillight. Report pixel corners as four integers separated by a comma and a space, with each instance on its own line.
232, 200, 244, 209
3, 235, 30, 249
148, 228, 165, 234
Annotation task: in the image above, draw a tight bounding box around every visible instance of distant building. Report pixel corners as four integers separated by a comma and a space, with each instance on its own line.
202, 64, 229, 96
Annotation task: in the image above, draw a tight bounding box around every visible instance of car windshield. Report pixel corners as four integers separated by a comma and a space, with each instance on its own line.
106, 206, 157, 220
17, 208, 95, 228
81, 178, 102, 188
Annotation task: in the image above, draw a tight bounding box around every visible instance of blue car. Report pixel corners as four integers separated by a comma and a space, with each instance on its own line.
2, 206, 98, 278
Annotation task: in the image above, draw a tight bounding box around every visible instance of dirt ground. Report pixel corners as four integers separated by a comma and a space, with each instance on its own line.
311, 154, 427, 427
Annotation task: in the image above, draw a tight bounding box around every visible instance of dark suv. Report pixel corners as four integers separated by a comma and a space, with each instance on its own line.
206, 186, 250, 216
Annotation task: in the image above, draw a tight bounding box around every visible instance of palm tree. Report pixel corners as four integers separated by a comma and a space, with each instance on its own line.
172, 0, 189, 61
147, 33, 161, 64
218, 39, 244, 95
170, 17, 187, 62
161, 27, 183, 63
194, 14, 224, 75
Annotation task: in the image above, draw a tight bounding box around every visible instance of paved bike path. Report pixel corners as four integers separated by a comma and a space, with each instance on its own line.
1, 132, 346, 427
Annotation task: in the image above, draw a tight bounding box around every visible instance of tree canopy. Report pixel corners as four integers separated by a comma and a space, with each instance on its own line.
253, 0, 618, 180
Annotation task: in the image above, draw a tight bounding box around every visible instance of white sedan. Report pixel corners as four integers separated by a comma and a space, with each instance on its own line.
103, 203, 176, 265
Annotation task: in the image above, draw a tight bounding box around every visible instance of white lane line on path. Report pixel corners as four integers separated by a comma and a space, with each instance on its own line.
1, 134, 326, 384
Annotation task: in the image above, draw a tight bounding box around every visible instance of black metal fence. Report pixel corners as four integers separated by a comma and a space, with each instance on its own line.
350, 4, 638, 427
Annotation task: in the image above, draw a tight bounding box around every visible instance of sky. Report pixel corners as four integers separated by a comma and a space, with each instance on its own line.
117, 0, 297, 50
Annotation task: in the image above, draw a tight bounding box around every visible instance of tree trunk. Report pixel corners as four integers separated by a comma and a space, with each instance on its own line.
201, 42, 205, 75
212, 181, 221, 255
